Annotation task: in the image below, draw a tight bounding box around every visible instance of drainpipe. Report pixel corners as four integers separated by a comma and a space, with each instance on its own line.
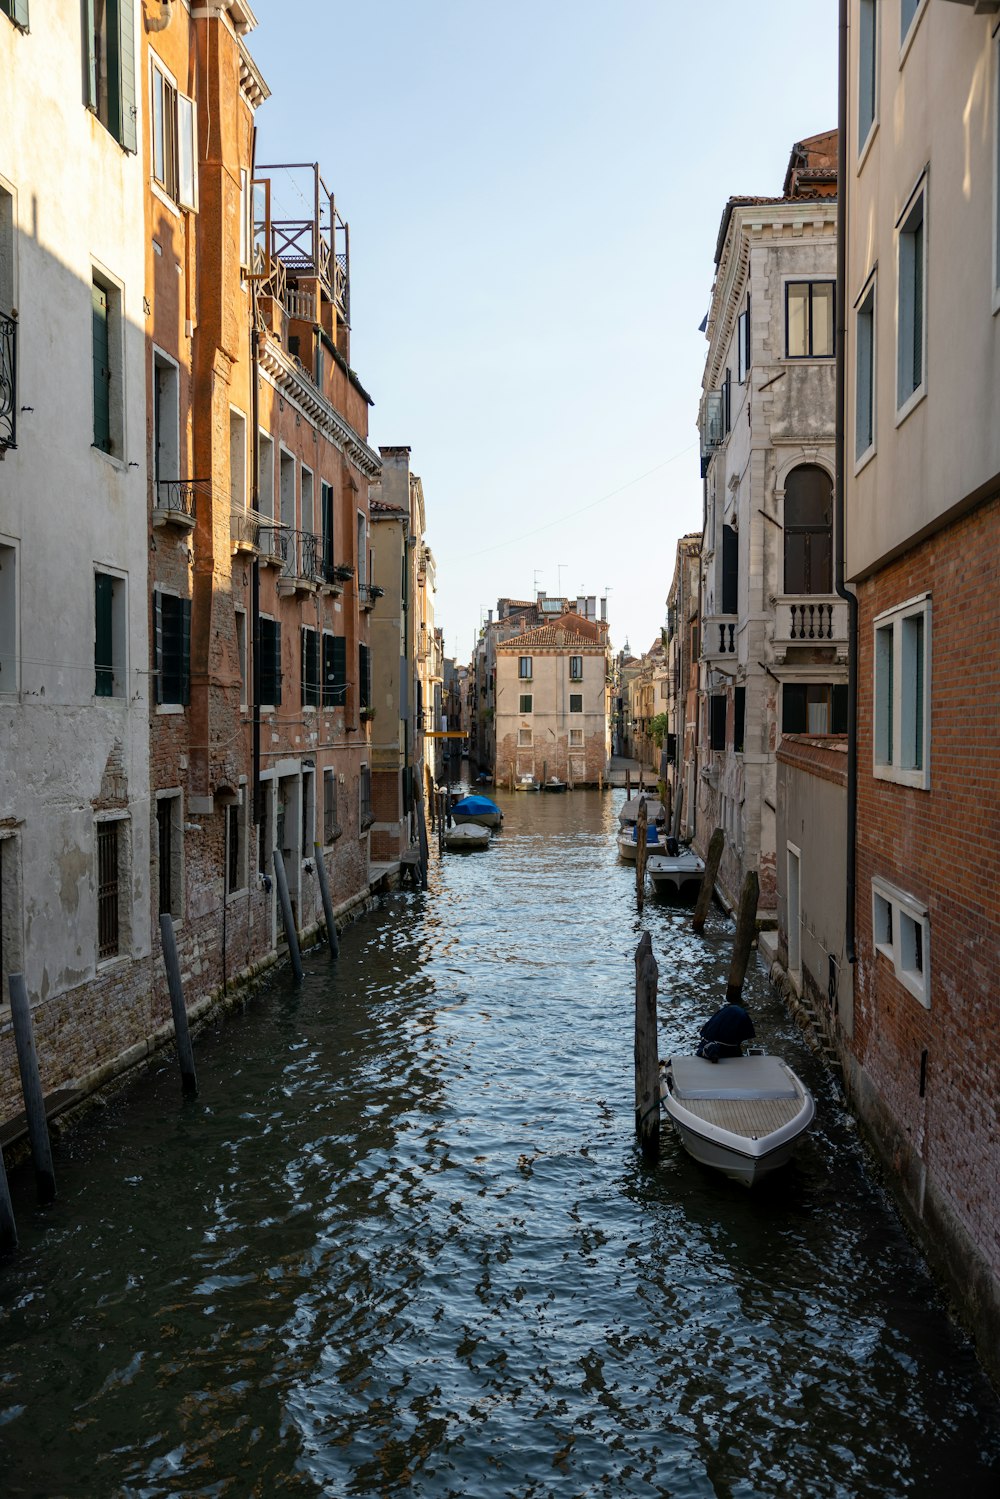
249, 128, 262, 830
834, 0, 858, 964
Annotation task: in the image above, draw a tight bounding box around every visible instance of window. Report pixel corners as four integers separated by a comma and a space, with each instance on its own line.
301, 769, 314, 856
96, 815, 128, 961
872, 877, 930, 1007
230, 410, 246, 511
151, 60, 196, 210
153, 591, 191, 706
569, 693, 583, 714
301, 627, 320, 708
92, 272, 124, 456
323, 768, 340, 844
786, 281, 834, 359
722, 525, 738, 615
734, 687, 746, 754
900, 0, 922, 48
569, 656, 583, 681
569, 728, 583, 748
85, 0, 138, 152
855, 277, 876, 463
722, 368, 732, 434
519, 693, 533, 714
226, 801, 245, 894
1, 2, 30, 32
518, 728, 532, 747
518, 656, 532, 679
156, 792, 182, 919
259, 617, 281, 706
323, 632, 346, 707
710, 694, 726, 751
0, 540, 17, 695
95, 570, 126, 698
737, 298, 751, 383
279, 449, 296, 529
783, 466, 833, 594
874, 594, 930, 788
152, 350, 179, 487
897, 184, 926, 414
357, 511, 367, 587
358, 642, 371, 712
321, 482, 335, 581
858, 0, 878, 154
301, 466, 314, 538
257, 431, 274, 519
234, 609, 248, 708
781, 682, 847, 735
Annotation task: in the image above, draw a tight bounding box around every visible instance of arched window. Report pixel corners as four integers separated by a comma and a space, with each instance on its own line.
783, 465, 832, 594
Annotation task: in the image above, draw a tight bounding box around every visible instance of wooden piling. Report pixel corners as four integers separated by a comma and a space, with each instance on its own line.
598, 769, 603, 794
635, 796, 648, 911
634, 932, 660, 1161
159, 914, 199, 1095
726, 870, 760, 1004
313, 842, 340, 958
7, 974, 55, 1203
626, 769, 631, 798
416, 792, 430, 890
692, 827, 725, 934
0, 1145, 16, 1253
272, 850, 304, 983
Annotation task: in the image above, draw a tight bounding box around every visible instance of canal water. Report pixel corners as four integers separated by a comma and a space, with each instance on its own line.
2, 788, 999, 1498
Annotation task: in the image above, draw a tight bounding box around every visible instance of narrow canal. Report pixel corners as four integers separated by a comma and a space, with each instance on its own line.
2, 788, 999, 1498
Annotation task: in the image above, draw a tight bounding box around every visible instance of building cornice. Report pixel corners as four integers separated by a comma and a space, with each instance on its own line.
258, 338, 382, 480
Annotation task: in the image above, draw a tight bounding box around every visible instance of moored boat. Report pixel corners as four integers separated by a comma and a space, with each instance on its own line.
443, 822, 491, 851
617, 823, 668, 862
659, 1053, 815, 1186
646, 845, 705, 897
542, 777, 567, 792
618, 793, 666, 828
450, 794, 503, 828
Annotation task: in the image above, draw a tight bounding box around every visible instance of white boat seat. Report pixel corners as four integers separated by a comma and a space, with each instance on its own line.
669, 1054, 799, 1101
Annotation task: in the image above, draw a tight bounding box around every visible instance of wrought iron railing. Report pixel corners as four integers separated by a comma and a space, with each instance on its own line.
359, 583, 384, 609
278, 527, 320, 585
155, 478, 209, 521
0, 311, 16, 451
230, 508, 262, 550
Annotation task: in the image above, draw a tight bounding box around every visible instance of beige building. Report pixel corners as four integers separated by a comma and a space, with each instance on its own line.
665, 534, 702, 839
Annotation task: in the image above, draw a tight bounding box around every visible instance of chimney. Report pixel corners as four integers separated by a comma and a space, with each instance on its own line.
601, 596, 607, 622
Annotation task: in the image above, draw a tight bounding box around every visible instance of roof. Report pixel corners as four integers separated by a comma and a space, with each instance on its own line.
370, 498, 407, 516
713, 129, 838, 267
498, 611, 605, 652
776, 734, 847, 788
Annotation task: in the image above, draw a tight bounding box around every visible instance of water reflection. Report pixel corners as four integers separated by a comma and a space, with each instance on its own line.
0, 788, 998, 1497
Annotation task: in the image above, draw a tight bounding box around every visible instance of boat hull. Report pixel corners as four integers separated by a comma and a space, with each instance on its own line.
646, 851, 705, 895
617, 832, 668, 863
660, 1054, 814, 1186
443, 824, 491, 851
451, 811, 502, 828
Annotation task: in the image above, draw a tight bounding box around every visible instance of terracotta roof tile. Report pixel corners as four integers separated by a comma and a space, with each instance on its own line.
498, 611, 604, 651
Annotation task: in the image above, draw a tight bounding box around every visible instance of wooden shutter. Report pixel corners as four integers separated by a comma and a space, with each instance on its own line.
734, 687, 746, 754
301, 628, 319, 707
95, 573, 114, 696
710, 694, 726, 751
358, 642, 371, 711
325, 634, 346, 706
84, 0, 98, 109
179, 596, 191, 705
92, 281, 111, 452
177, 92, 197, 209
321, 483, 334, 574
12, 0, 29, 28
114, 0, 137, 153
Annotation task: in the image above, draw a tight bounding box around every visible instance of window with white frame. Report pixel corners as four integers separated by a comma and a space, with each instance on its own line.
897, 181, 926, 414
855, 276, 876, 463
95, 568, 126, 698
518, 727, 532, 746
900, 0, 923, 49
569, 728, 583, 747
96, 813, 130, 963
257, 431, 274, 520
0, 539, 18, 696
518, 656, 532, 679
519, 693, 532, 714
786, 281, 835, 358
226, 799, 246, 895
230, 409, 247, 511
152, 349, 179, 488
569, 655, 583, 681
279, 448, 296, 530
737, 297, 751, 382
872, 876, 929, 1007
873, 594, 930, 788
150, 58, 197, 210
858, 0, 878, 155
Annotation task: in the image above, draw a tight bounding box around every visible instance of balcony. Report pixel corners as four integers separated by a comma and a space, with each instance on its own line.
276, 528, 320, 595
772, 595, 849, 663
257, 519, 286, 568
0, 311, 15, 451
153, 478, 208, 533
254, 162, 350, 326
702, 614, 738, 664
358, 583, 384, 612
230, 507, 262, 555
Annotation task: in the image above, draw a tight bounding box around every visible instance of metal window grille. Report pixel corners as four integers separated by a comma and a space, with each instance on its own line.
97, 821, 119, 960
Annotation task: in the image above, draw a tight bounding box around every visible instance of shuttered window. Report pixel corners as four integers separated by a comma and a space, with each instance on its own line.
1, 1, 30, 31
358, 642, 371, 711
259, 618, 281, 706
95, 572, 114, 696
301, 627, 320, 707
153, 591, 191, 705
323, 633, 346, 707
734, 687, 746, 754
92, 280, 112, 452
85, 0, 137, 152
710, 694, 727, 751
321, 482, 335, 579
97, 820, 120, 961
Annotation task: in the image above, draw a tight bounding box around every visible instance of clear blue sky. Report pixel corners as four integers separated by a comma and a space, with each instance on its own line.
251, 1, 838, 663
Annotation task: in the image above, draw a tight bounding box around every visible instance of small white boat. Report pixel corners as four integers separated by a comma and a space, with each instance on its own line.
660, 1053, 815, 1186
516, 774, 541, 791
617, 825, 668, 863
619, 794, 666, 827
443, 822, 491, 851
646, 846, 705, 897
542, 777, 567, 793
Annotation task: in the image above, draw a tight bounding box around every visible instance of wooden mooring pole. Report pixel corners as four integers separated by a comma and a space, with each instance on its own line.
8, 974, 55, 1204
272, 850, 304, 983
313, 842, 340, 958
159, 914, 199, 1096
635, 796, 648, 911
634, 932, 660, 1161
692, 826, 725, 935
726, 870, 760, 1004
416, 792, 430, 890
0, 1144, 17, 1253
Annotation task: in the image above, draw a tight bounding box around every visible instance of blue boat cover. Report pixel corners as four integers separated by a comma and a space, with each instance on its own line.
452, 795, 500, 816
632, 824, 660, 844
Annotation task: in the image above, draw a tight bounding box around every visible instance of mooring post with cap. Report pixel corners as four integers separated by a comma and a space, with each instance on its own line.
8, 973, 56, 1203
634, 932, 660, 1162
314, 842, 339, 959
272, 850, 304, 983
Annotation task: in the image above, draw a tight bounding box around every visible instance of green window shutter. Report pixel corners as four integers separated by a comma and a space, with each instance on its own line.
332, 635, 347, 706
359, 643, 371, 711
179, 596, 191, 706
153, 590, 163, 704
273, 620, 282, 706
259, 620, 275, 705
112, 0, 137, 153
10, 0, 30, 30
95, 574, 114, 696
83, 0, 97, 109
92, 280, 111, 452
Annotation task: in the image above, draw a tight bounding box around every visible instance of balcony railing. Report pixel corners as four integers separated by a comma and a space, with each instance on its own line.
702, 614, 738, 662
284, 284, 317, 323
276, 528, 320, 592
773, 595, 849, 662
358, 583, 384, 611
230, 507, 262, 553
255, 163, 351, 325
0, 311, 16, 451
153, 478, 209, 531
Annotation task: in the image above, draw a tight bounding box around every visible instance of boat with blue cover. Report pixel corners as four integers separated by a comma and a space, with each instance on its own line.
449, 794, 503, 829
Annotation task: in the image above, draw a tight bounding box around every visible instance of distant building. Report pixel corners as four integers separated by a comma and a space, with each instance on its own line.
665, 535, 701, 837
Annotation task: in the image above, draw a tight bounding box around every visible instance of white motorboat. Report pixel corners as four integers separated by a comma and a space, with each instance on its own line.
619, 793, 665, 827
646, 845, 705, 897
443, 822, 491, 851
659, 1053, 815, 1186
516, 774, 541, 791
616, 825, 668, 862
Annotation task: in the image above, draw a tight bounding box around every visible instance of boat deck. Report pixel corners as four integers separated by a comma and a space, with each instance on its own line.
678, 1094, 801, 1135
666, 1054, 803, 1137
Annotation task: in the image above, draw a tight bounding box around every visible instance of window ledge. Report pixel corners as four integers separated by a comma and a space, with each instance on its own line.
898, 0, 929, 69
156, 703, 186, 715
853, 442, 877, 478
895, 383, 926, 428
873, 764, 930, 791
857, 121, 879, 175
